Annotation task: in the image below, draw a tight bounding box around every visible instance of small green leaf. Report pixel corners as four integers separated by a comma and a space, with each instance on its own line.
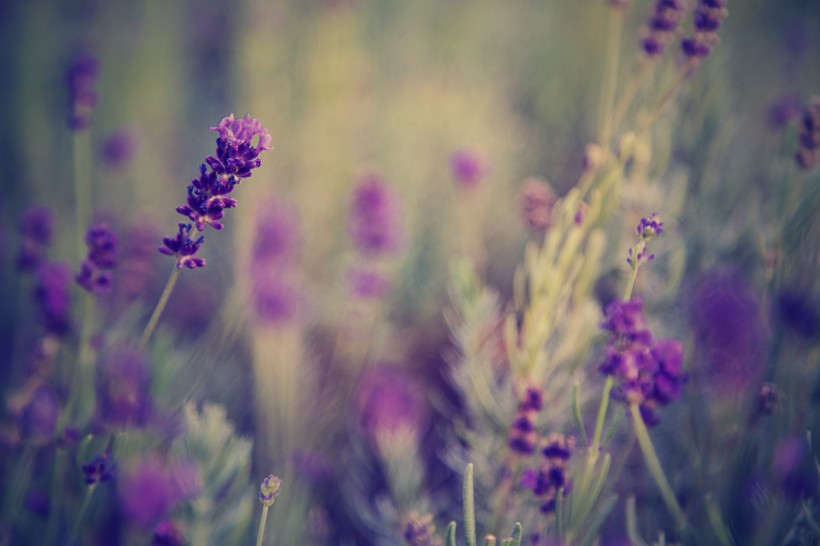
445, 521, 457, 546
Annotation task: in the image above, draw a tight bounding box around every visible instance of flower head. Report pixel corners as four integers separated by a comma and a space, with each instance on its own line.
65, 54, 100, 130
795, 96, 820, 171
259, 474, 283, 506
641, 0, 686, 56
76, 223, 119, 295
348, 173, 404, 256
120, 456, 201, 529
17, 206, 53, 271
521, 433, 575, 515
81, 453, 115, 485
509, 386, 544, 455
450, 148, 487, 189
681, 0, 728, 60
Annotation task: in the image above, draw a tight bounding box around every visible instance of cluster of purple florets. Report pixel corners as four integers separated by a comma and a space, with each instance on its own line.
681, 0, 728, 60
641, 0, 686, 57
508, 386, 544, 455
65, 54, 100, 130
81, 453, 115, 485
520, 433, 576, 514
76, 223, 118, 295
599, 299, 686, 425
159, 114, 272, 269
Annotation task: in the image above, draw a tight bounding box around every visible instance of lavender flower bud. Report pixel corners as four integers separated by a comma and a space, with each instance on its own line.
348, 173, 404, 256
637, 212, 663, 240
403, 512, 442, 546
17, 206, 53, 271
65, 54, 100, 131
81, 453, 115, 485
641, 0, 686, 57
681, 0, 728, 60
509, 386, 544, 455
521, 433, 575, 515
450, 148, 487, 189
76, 223, 119, 295
259, 474, 283, 506
520, 177, 557, 233
34, 261, 72, 336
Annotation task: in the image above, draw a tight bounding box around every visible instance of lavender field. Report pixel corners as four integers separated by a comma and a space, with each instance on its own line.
1, 0, 819, 545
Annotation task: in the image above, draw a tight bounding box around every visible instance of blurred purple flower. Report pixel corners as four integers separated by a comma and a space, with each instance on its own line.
251, 200, 301, 268
102, 128, 138, 169
520, 177, 557, 233
118, 222, 162, 301
348, 173, 404, 257
20, 384, 59, 445
76, 223, 118, 295
161, 114, 271, 269
521, 433, 575, 515
347, 267, 392, 300
688, 271, 766, 390
120, 456, 201, 529
768, 93, 802, 129
96, 344, 152, 427
82, 453, 115, 485
641, 0, 685, 57
33, 261, 72, 336
509, 386, 544, 455
450, 148, 486, 189
252, 273, 302, 325
403, 512, 441, 546
292, 449, 333, 484
355, 364, 427, 445
17, 206, 53, 271
771, 436, 819, 500
65, 53, 99, 130
776, 290, 820, 341
23, 488, 50, 518
681, 0, 728, 60
152, 520, 186, 546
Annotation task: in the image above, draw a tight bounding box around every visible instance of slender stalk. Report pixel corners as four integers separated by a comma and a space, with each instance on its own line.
138, 265, 181, 350
598, 7, 625, 148
623, 241, 644, 302
66, 484, 96, 546
73, 131, 92, 262
629, 403, 689, 531
591, 376, 614, 455
256, 504, 270, 546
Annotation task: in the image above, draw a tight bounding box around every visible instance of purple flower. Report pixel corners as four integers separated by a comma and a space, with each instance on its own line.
403, 512, 441, 546
348, 173, 404, 257
450, 148, 487, 189
160, 114, 271, 269
772, 436, 819, 500
259, 474, 283, 506
599, 300, 686, 425
81, 453, 115, 485
795, 96, 820, 171
641, 0, 685, 56
65, 53, 100, 130
251, 200, 301, 268
347, 267, 392, 299
34, 261, 72, 335
520, 177, 557, 233
252, 273, 302, 325
17, 206, 53, 271
636, 212, 663, 240
509, 386, 544, 455
355, 364, 427, 446
681, 0, 728, 60
152, 520, 185, 546
102, 128, 138, 168
120, 456, 200, 529
96, 344, 152, 427
76, 223, 119, 295
521, 433, 575, 515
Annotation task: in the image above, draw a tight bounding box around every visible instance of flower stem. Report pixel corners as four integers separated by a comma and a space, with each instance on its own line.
256, 504, 270, 546
73, 130, 92, 262
138, 265, 181, 350
66, 484, 96, 546
592, 376, 614, 455
623, 241, 644, 301
629, 403, 689, 531
598, 7, 624, 148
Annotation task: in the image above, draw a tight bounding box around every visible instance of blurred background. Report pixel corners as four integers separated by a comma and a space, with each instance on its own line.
1, 0, 820, 544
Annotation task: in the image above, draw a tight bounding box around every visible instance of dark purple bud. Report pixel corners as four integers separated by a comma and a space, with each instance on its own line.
81, 453, 115, 485
34, 261, 72, 335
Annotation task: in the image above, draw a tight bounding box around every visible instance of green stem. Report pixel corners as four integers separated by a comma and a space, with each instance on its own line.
256, 504, 270, 546
66, 485, 96, 546
629, 403, 689, 531
623, 241, 644, 301
598, 7, 624, 148
592, 376, 614, 455
138, 265, 181, 350
73, 130, 92, 262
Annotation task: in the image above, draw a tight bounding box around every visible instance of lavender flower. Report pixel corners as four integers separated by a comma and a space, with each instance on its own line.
251, 200, 301, 268
641, 0, 686, 57
259, 474, 283, 506
17, 206, 53, 271
795, 96, 820, 171
599, 299, 686, 425
101, 128, 138, 169
152, 520, 185, 546
403, 512, 442, 546
65, 54, 100, 130
81, 453, 115, 485
120, 456, 200, 528
681, 0, 728, 60
509, 386, 544, 455
450, 148, 486, 189
160, 114, 271, 269
33, 261, 72, 335
348, 173, 404, 257
521, 433, 575, 515
96, 344, 152, 427
76, 223, 118, 295
252, 274, 302, 325
355, 364, 427, 448
520, 177, 557, 233
627, 213, 664, 266
347, 267, 392, 299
